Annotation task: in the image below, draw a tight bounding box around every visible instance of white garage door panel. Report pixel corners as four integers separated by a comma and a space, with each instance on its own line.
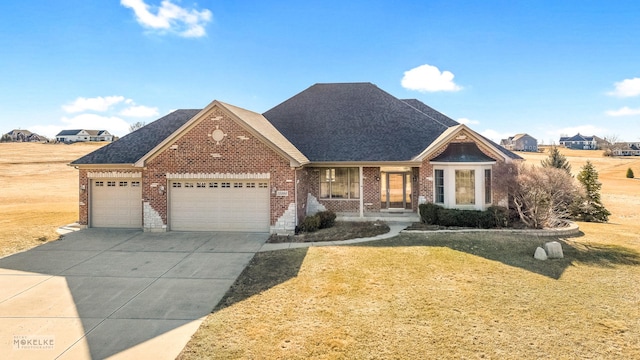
170, 181, 269, 232
91, 180, 142, 228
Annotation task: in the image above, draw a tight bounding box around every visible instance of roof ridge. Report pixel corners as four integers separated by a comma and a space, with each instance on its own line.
401, 99, 452, 129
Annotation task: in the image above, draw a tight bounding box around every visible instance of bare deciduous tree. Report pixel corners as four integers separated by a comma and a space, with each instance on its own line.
129, 121, 146, 133
493, 162, 582, 229
602, 134, 624, 156
513, 165, 581, 228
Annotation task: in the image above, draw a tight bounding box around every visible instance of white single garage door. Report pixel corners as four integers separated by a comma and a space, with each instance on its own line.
170, 180, 270, 232
91, 179, 142, 228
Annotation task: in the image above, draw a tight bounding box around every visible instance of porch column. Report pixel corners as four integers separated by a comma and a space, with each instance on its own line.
359, 166, 364, 218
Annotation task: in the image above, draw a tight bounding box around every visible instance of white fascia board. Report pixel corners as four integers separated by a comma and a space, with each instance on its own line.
305, 161, 421, 167
70, 163, 137, 169
430, 161, 496, 166
415, 124, 511, 163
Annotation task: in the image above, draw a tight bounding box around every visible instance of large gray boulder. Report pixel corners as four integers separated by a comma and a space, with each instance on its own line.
544, 241, 564, 259
534, 247, 548, 260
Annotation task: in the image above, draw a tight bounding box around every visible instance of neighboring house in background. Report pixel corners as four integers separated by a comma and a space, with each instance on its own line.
559, 133, 607, 150
71, 83, 522, 234
612, 142, 640, 156
3, 129, 46, 142
56, 130, 113, 143
500, 133, 538, 152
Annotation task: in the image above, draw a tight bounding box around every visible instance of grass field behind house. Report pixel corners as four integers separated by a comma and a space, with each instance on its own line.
179, 148, 640, 359
0, 142, 105, 257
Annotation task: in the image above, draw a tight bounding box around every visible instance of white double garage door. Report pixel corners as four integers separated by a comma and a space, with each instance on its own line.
90, 179, 270, 232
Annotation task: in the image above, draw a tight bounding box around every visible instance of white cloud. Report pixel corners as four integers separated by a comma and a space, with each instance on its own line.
62, 96, 125, 113
61, 114, 131, 134
120, 105, 160, 117
121, 0, 212, 38
605, 106, 640, 117
608, 77, 640, 98
481, 129, 513, 143
457, 117, 479, 125
401, 64, 462, 93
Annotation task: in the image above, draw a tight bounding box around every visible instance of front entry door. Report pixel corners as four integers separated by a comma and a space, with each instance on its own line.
381, 172, 412, 210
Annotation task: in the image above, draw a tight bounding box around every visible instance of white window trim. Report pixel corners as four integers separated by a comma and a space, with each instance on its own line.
319, 167, 360, 200
432, 162, 494, 211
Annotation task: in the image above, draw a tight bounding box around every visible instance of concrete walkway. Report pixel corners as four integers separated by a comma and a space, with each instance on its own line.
259, 222, 411, 252
0, 229, 267, 359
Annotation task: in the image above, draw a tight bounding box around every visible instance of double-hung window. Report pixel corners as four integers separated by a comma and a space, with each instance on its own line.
435, 169, 444, 203
484, 169, 492, 204
455, 170, 475, 205
320, 168, 360, 199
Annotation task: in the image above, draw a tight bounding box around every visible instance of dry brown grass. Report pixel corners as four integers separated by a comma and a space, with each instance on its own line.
0, 142, 105, 257
180, 148, 640, 359
3, 142, 640, 358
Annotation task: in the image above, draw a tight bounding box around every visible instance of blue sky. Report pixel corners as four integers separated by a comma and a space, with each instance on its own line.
1, 1, 639, 144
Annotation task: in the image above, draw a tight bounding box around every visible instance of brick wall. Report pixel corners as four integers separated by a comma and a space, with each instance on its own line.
297, 166, 419, 214
144, 106, 296, 230
78, 105, 297, 231
78, 124, 513, 229
78, 169, 89, 226
296, 166, 384, 214
363, 167, 381, 212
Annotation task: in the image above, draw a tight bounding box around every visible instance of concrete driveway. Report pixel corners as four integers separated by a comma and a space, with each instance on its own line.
0, 228, 267, 359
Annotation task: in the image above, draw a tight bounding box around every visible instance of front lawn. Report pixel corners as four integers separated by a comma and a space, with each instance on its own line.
179, 148, 640, 359
179, 227, 640, 359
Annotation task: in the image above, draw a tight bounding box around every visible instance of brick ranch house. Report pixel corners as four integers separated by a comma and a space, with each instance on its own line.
71, 83, 522, 233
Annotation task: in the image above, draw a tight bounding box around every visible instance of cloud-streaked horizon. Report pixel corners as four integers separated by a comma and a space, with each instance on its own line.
62, 96, 126, 113
606, 106, 640, 117
30, 114, 131, 139
120, 105, 159, 117
32, 96, 161, 138
480, 129, 513, 143
545, 125, 607, 142
121, 0, 212, 38
458, 117, 480, 125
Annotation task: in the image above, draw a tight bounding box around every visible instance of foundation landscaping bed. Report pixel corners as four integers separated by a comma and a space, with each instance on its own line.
268, 220, 390, 243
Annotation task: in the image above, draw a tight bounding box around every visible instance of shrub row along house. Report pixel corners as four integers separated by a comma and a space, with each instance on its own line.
71, 83, 522, 233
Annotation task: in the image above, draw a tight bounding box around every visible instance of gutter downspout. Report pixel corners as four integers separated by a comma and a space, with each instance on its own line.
359, 166, 364, 218
294, 168, 298, 226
